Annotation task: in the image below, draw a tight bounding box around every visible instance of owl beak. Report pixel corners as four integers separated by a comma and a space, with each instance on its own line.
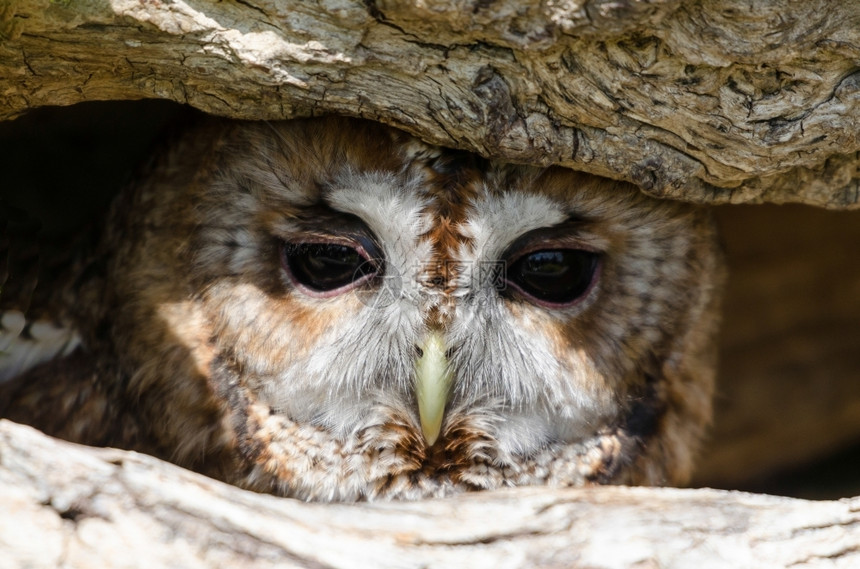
414, 331, 453, 447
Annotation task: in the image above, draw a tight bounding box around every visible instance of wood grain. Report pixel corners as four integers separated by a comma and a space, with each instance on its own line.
1, 0, 858, 208
3, 419, 860, 569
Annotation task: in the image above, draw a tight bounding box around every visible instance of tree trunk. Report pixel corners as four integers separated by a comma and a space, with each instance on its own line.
2, 0, 860, 562
1, 0, 858, 208
3, 420, 859, 569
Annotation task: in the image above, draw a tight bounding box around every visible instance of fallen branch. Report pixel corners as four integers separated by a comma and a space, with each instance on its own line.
2, 420, 859, 569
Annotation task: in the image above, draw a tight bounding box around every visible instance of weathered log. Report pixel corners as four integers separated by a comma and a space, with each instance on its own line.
2, 419, 860, 569
3, 0, 860, 560
1, 0, 858, 208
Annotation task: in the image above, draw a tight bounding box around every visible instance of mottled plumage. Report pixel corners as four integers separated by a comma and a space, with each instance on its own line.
0, 117, 722, 501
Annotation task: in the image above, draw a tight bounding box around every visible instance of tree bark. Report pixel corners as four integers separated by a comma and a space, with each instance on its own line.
2, 419, 859, 569
3, 0, 860, 562
1, 0, 858, 208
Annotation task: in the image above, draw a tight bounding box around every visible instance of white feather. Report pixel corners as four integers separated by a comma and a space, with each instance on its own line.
0, 311, 81, 383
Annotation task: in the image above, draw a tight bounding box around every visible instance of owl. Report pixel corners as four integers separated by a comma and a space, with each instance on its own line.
0, 116, 722, 501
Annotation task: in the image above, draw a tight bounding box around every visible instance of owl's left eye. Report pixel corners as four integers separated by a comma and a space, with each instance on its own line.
281, 242, 378, 295
505, 248, 599, 306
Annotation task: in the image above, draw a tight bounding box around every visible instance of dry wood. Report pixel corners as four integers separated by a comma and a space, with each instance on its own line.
2, 419, 860, 569
3, 0, 860, 562
1, 0, 858, 208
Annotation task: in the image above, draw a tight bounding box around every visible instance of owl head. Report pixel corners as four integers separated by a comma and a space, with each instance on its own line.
101, 117, 722, 501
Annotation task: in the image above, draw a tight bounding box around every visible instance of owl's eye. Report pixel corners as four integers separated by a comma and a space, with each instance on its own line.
282, 242, 378, 294
505, 249, 599, 306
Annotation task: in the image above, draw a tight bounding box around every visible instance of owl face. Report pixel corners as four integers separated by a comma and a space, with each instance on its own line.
105, 117, 721, 501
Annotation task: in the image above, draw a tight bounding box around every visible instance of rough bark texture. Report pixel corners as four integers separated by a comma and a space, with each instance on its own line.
1, 0, 859, 208
3, 419, 860, 569
3, 0, 860, 562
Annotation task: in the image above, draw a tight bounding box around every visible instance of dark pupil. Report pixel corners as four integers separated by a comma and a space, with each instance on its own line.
285, 243, 374, 291
509, 249, 598, 304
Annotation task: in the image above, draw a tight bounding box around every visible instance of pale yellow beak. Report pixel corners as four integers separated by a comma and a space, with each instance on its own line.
414, 331, 453, 447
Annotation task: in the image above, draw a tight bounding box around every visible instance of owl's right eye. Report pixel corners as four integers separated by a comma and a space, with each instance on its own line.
281, 242, 379, 295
